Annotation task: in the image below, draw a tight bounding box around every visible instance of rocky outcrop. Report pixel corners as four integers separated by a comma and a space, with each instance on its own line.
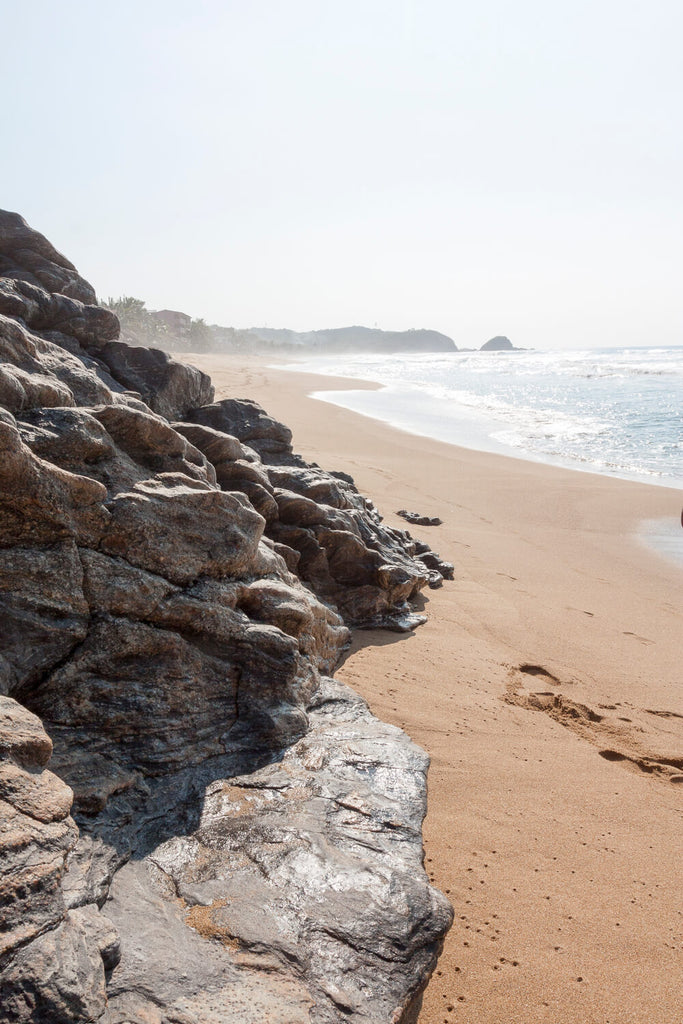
0, 211, 453, 1022
183, 401, 454, 628
480, 335, 513, 351
397, 510, 443, 527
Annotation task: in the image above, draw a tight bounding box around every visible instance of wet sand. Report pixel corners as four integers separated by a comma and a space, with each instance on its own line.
183, 353, 683, 1024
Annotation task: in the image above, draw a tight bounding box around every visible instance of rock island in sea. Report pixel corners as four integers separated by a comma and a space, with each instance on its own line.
0, 210, 454, 1023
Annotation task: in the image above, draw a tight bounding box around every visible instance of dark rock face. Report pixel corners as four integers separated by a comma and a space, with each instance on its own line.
0, 211, 453, 1022
0, 697, 117, 1023
187, 397, 293, 459
95, 341, 215, 419
185, 400, 453, 629
480, 335, 513, 351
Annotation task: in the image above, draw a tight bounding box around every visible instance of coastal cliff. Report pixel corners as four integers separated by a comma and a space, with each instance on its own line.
0, 212, 453, 1023
104, 306, 459, 357
242, 326, 457, 354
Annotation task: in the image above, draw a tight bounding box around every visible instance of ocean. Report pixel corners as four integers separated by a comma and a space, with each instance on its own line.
282, 346, 683, 491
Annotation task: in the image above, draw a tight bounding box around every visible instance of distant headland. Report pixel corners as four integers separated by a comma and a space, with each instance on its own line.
101, 298, 520, 356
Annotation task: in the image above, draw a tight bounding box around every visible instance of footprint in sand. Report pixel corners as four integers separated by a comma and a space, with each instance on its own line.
518, 664, 562, 684
507, 674, 683, 783
622, 631, 654, 645
598, 749, 683, 780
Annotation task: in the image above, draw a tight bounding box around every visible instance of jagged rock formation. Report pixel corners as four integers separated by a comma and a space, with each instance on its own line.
181, 400, 454, 627
0, 211, 453, 1022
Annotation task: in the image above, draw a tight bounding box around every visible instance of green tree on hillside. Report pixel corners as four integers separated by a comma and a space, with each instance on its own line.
100, 296, 168, 345
189, 317, 213, 352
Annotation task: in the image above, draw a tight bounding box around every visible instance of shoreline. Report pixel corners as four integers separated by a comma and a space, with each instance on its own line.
268, 350, 683, 495
308, 382, 683, 494
276, 356, 683, 567
181, 353, 682, 1024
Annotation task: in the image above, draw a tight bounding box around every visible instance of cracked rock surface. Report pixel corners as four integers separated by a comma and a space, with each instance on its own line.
0, 210, 453, 1022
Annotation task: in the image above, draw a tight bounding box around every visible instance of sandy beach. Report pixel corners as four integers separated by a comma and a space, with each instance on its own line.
183, 354, 682, 1024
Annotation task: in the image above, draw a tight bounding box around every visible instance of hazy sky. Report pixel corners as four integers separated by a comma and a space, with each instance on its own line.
3, 0, 681, 349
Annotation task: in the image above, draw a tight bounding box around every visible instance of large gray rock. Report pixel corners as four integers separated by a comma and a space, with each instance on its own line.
100, 478, 265, 584
0, 211, 452, 1021
96, 341, 214, 420
187, 397, 293, 459
0, 418, 108, 550
0, 277, 119, 349
87, 678, 453, 1024
0, 211, 99, 306
0, 313, 115, 413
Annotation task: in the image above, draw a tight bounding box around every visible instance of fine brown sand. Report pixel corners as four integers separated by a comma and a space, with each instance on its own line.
182, 354, 682, 1024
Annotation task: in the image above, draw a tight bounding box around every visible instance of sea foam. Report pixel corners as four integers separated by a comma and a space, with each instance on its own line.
279, 346, 683, 489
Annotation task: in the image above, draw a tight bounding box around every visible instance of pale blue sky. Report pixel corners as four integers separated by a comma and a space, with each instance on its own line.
2, 0, 681, 348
